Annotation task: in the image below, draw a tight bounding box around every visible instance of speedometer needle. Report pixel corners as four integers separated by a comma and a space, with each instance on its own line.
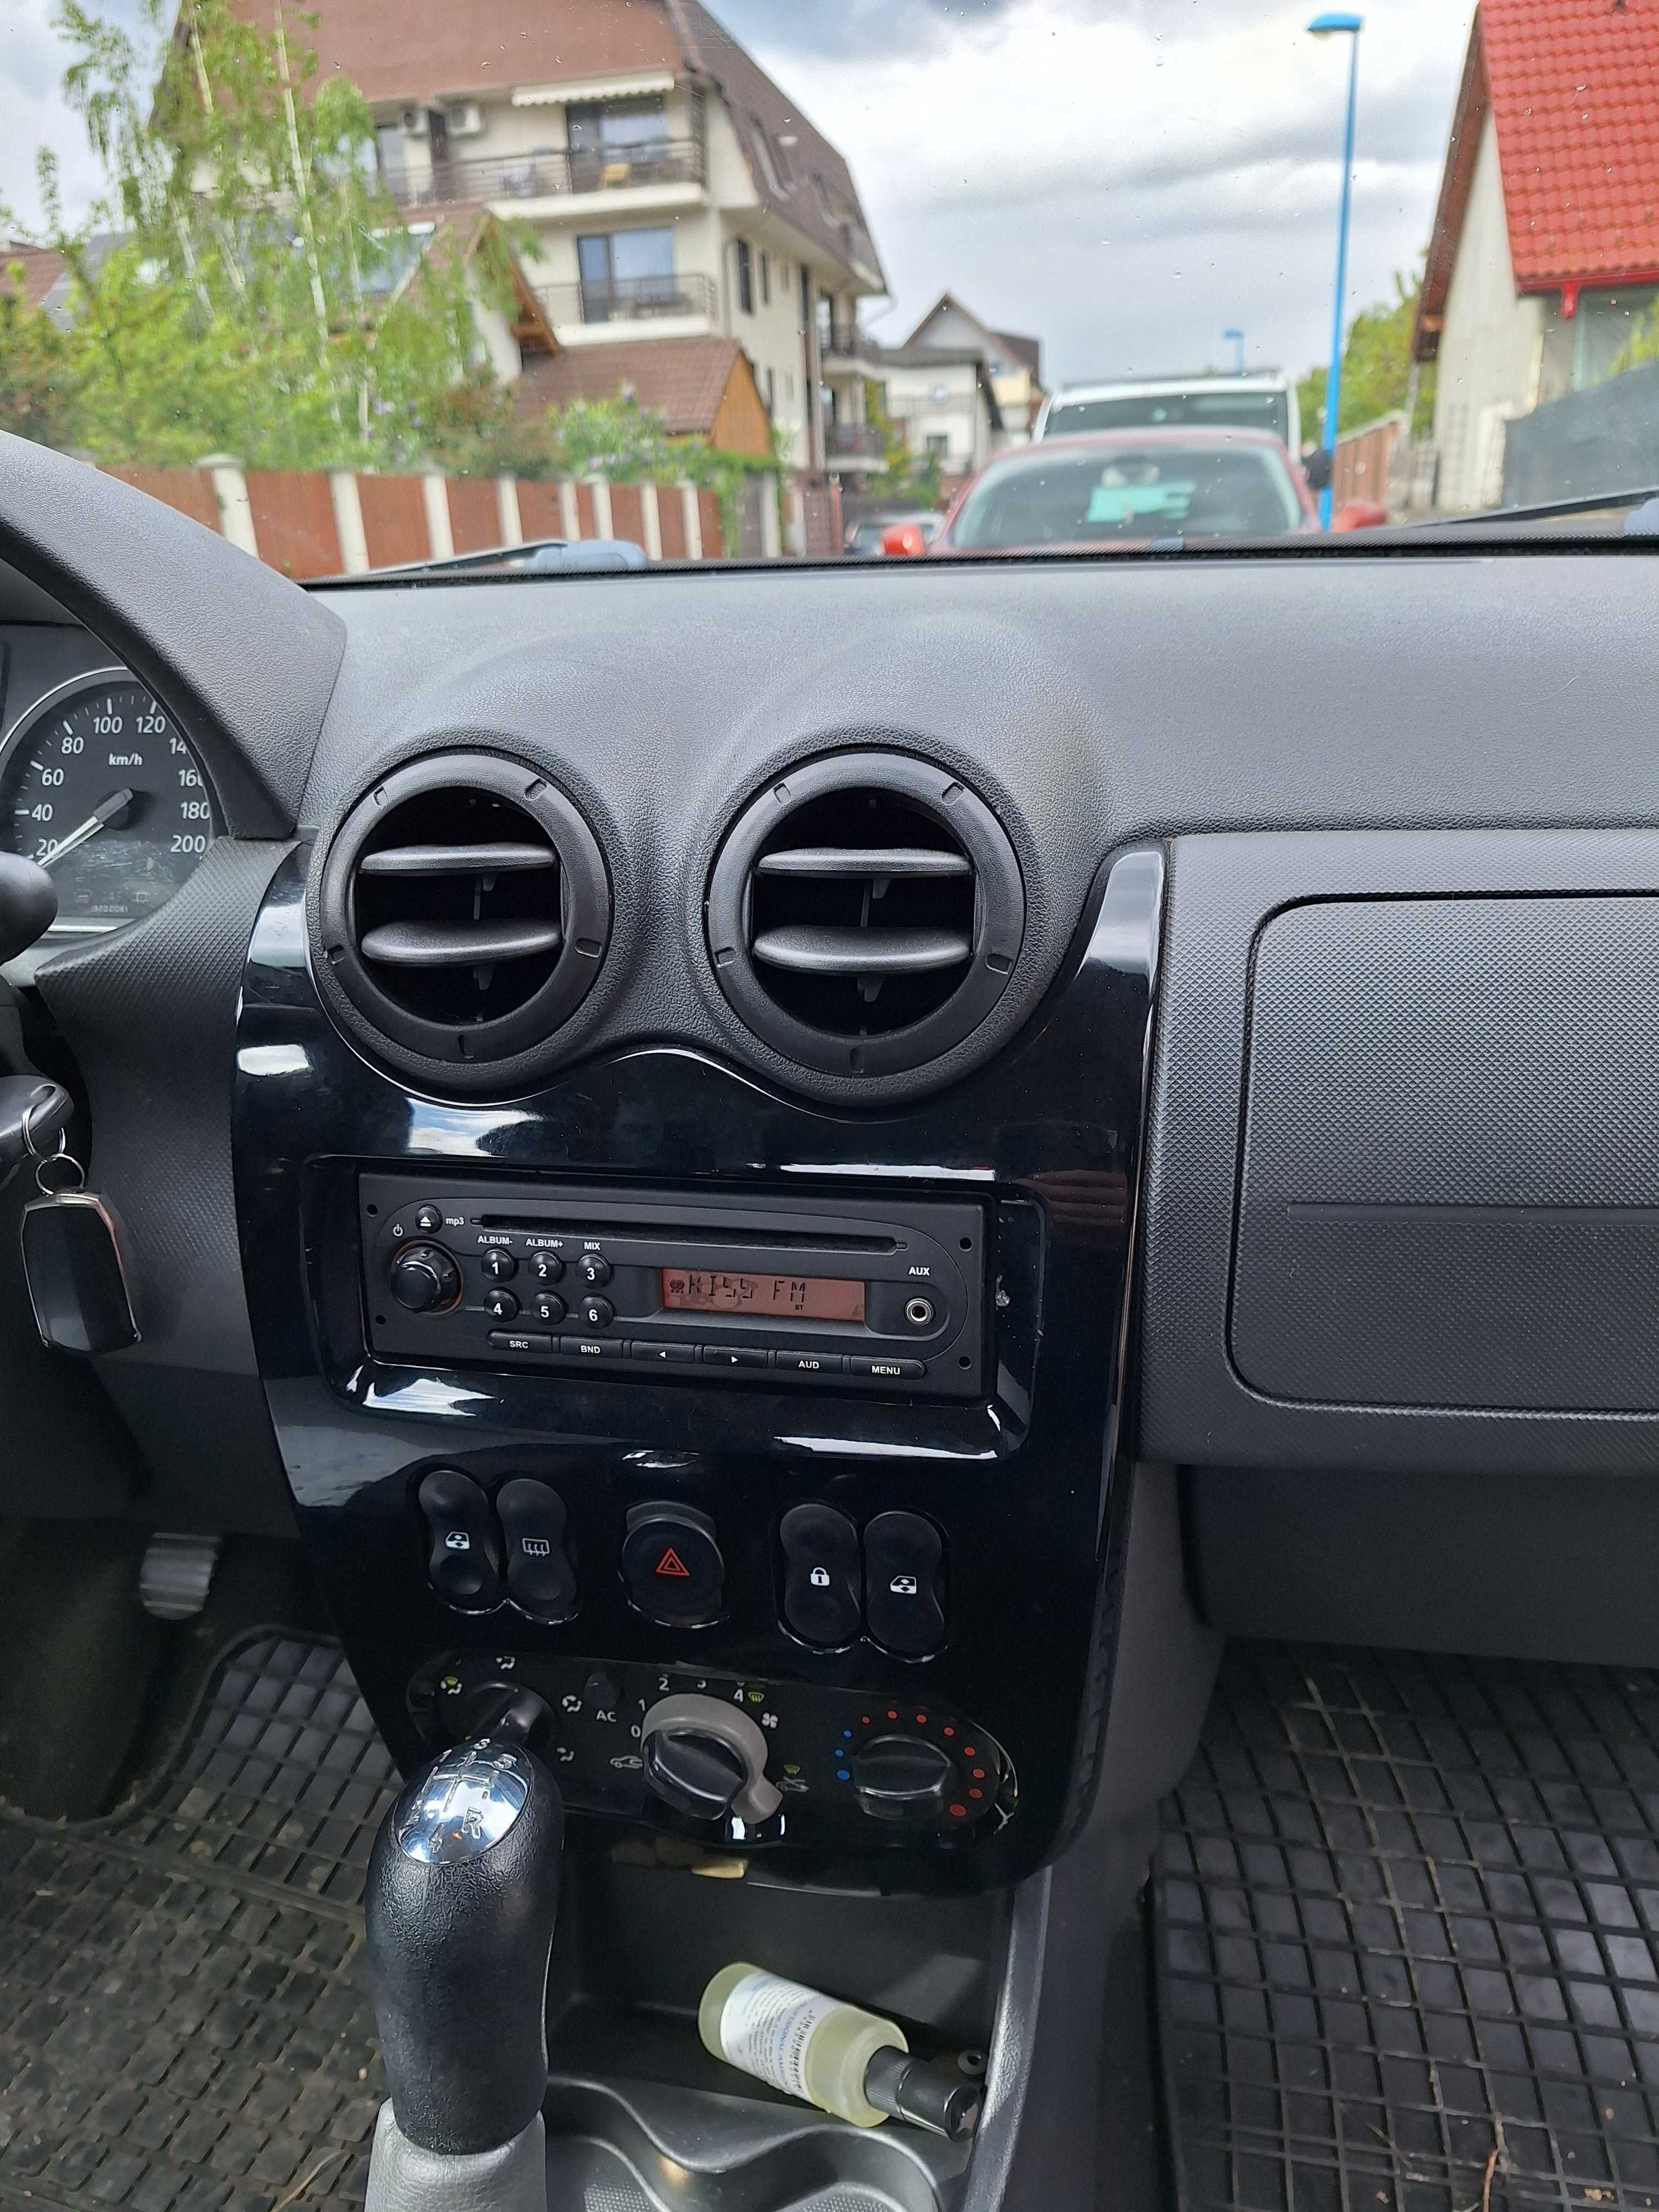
37, 788, 136, 870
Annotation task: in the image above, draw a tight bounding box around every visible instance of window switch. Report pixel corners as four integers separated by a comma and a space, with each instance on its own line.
779, 1502, 861, 1647
417, 1468, 503, 1613
863, 1511, 946, 1657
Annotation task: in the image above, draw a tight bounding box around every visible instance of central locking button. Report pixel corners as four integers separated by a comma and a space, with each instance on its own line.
620, 1501, 723, 1625
778, 1503, 861, 1647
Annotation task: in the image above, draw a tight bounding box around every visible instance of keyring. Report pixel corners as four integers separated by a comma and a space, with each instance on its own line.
35, 1150, 86, 1196
20, 1093, 62, 1162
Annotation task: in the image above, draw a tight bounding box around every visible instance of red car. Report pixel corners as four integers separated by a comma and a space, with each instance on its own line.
882, 426, 1382, 555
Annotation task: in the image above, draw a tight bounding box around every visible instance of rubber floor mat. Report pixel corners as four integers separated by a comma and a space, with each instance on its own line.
1158, 1645, 1659, 2212
0, 1632, 398, 2212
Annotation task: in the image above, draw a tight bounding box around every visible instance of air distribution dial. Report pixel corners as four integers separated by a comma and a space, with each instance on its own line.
390, 1242, 462, 1313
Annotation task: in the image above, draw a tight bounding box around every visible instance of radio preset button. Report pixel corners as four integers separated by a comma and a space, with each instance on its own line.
532, 1293, 567, 1326
578, 1294, 616, 1330
702, 1345, 771, 1369
774, 1352, 846, 1377
530, 1253, 564, 1284
485, 1287, 520, 1321
577, 1254, 613, 1288
849, 1356, 927, 1381
488, 1329, 552, 1354
481, 1248, 518, 1282
628, 1340, 698, 1364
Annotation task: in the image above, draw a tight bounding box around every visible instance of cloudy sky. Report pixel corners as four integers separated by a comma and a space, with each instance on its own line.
3, 0, 1474, 385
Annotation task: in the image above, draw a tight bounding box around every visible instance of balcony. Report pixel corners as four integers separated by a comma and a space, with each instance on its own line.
382, 138, 705, 209
824, 422, 888, 467
536, 273, 719, 329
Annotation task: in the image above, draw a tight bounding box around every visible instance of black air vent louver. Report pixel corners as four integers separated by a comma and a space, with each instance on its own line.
316, 753, 610, 1077
706, 753, 1024, 1079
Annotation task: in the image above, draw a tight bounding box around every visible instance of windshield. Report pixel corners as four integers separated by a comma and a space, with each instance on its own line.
1045, 391, 1293, 447
949, 443, 1305, 549
3, 1, 1652, 568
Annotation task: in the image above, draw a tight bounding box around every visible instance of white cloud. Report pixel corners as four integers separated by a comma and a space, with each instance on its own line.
726, 0, 1474, 381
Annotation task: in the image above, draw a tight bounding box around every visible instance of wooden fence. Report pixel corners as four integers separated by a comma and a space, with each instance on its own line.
99, 460, 737, 578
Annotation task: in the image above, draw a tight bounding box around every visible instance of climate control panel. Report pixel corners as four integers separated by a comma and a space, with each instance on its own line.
407, 1649, 1013, 1850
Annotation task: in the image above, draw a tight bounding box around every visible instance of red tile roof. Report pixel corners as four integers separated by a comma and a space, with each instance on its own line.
1486, 0, 1659, 287
1416, 0, 1659, 355
1, 242, 68, 311
515, 335, 748, 433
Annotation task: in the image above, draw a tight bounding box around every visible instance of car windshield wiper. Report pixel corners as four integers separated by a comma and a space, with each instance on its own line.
1401, 483, 1659, 535
318, 535, 652, 582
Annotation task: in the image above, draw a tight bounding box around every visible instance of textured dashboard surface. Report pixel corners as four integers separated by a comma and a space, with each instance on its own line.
1232, 893, 1659, 1412
1139, 827, 1659, 1475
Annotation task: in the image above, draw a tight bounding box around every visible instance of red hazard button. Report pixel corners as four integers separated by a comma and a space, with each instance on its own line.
621, 1503, 723, 1625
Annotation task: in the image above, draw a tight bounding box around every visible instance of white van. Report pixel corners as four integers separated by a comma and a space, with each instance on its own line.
1035, 372, 1301, 454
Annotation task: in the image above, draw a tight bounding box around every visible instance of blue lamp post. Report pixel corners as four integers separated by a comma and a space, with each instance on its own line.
1223, 327, 1245, 376
1308, 12, 1362, 528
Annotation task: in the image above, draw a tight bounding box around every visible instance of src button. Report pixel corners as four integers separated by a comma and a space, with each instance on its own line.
416, 1468, 503, 1612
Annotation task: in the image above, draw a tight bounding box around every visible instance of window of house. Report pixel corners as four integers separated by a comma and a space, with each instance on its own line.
375, 123, 407, 185
766, 366, 776, 413
925, 433, 950, 457
576, 227, 676, 320
760, 252, 770, 307
567, 99, 667, 158
1571, 286, 1659, 389
735, 239, 754, 315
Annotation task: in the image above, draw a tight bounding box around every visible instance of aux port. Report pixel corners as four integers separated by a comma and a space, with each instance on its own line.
904, 1295, 936, 1328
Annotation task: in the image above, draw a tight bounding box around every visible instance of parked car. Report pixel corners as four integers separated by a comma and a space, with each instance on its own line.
844, 511, 942, 557
883, 427, 1329, 554
1034, 370, 1301, 453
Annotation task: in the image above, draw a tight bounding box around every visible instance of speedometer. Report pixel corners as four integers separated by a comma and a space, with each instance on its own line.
0, 673, 221, 930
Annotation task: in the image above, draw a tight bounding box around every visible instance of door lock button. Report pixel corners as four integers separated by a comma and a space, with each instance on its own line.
779, 1502, 861, 1647
416, 1468, 503, 1612
863, 1511, 946, 1657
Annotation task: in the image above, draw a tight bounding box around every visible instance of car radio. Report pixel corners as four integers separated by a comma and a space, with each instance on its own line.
359, 1175, 987, 1397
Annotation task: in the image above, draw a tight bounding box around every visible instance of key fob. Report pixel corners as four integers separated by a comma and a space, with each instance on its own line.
20, 1188, 140, 1354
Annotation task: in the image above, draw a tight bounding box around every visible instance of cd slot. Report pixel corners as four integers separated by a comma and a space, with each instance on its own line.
474, 1215, 899, 1256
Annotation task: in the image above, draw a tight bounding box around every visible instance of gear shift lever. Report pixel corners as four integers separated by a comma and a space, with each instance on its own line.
364, 1740, 563, 2212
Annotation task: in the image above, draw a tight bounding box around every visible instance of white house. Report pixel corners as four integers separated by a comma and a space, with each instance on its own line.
1413, 0, 1659, 511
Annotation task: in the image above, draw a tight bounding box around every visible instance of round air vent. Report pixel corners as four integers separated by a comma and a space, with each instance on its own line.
316, 753, 610, 1076
705, 752, 1024, 1079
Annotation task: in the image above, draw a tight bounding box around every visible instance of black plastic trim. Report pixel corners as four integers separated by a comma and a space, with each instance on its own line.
312, 750, 612, 1088
704, 750, 1025, 1082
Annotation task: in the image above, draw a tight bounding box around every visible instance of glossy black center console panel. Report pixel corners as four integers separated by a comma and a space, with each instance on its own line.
230, 846, 1160, 1894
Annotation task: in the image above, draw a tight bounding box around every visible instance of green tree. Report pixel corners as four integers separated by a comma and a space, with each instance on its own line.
12, 0, 519, 470
0, 260, 76, 446
1298, 269, 1435, 445
861, 380, 941, 507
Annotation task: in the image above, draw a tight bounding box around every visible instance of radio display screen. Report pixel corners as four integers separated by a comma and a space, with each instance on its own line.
661, 1268, 866, 1322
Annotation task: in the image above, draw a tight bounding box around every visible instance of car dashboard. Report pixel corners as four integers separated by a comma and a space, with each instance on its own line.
5, 439, 1659, 1911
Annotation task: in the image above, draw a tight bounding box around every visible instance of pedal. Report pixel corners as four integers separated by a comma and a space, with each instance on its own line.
139, 1533, 222, 1619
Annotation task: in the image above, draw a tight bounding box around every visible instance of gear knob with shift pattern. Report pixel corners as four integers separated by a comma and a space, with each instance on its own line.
364, 1739, 563, 2212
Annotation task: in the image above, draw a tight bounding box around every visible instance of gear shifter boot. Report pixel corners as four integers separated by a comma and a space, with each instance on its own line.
364, 1739, 563, 2210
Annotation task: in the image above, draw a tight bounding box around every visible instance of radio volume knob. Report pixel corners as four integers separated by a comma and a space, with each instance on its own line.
390, 1243, 461, 1314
